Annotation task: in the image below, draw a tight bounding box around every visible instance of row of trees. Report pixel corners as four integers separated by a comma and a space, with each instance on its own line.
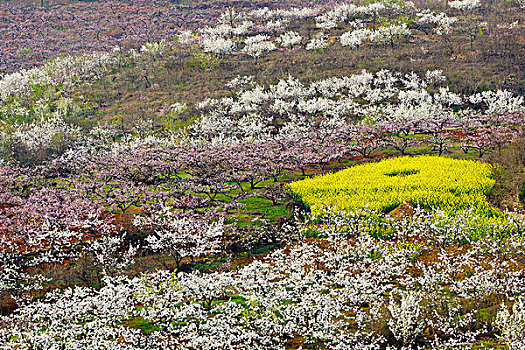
2, 204, 525, 349
1, 109, 523, 281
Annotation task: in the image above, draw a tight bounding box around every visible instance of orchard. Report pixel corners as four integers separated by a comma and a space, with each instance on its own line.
0, 0, 525, 349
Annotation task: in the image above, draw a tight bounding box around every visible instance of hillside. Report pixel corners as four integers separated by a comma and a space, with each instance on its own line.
1, 0, 525, 349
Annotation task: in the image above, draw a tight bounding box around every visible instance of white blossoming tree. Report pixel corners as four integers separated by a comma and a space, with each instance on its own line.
201, 36, 236, 57
387, 291, 426, 346
244, 35, 277, 62
134, 207, 229, 269
449, 0, 481, 11
495, 297, 525, 350
276, 31, 302, 48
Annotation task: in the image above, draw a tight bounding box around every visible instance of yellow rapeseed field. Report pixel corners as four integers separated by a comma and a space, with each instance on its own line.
288, 156, 495, 216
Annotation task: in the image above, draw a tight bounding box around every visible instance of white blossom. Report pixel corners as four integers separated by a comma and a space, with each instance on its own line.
276, 31, 303, 48
495, 297, 525, 350
340, 28, 373, 48
306, 35, 328, 51
201, 36, 236, 55
449, 0, 481, 11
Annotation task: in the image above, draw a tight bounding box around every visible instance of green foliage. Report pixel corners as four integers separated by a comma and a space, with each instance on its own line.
385, 169, 420, 177
519, 181, 525, 207
191, 52, 219, 71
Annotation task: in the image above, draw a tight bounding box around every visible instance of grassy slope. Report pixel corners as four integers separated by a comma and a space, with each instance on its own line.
5, 1, 522, 131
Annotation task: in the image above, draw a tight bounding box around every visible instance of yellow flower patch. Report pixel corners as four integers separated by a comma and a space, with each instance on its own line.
288, 156, 495, 216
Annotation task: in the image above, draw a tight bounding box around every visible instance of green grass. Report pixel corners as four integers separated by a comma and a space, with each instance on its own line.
238, 196, 290, 226
123, 316, 162, 335
471, 340, 508, 349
